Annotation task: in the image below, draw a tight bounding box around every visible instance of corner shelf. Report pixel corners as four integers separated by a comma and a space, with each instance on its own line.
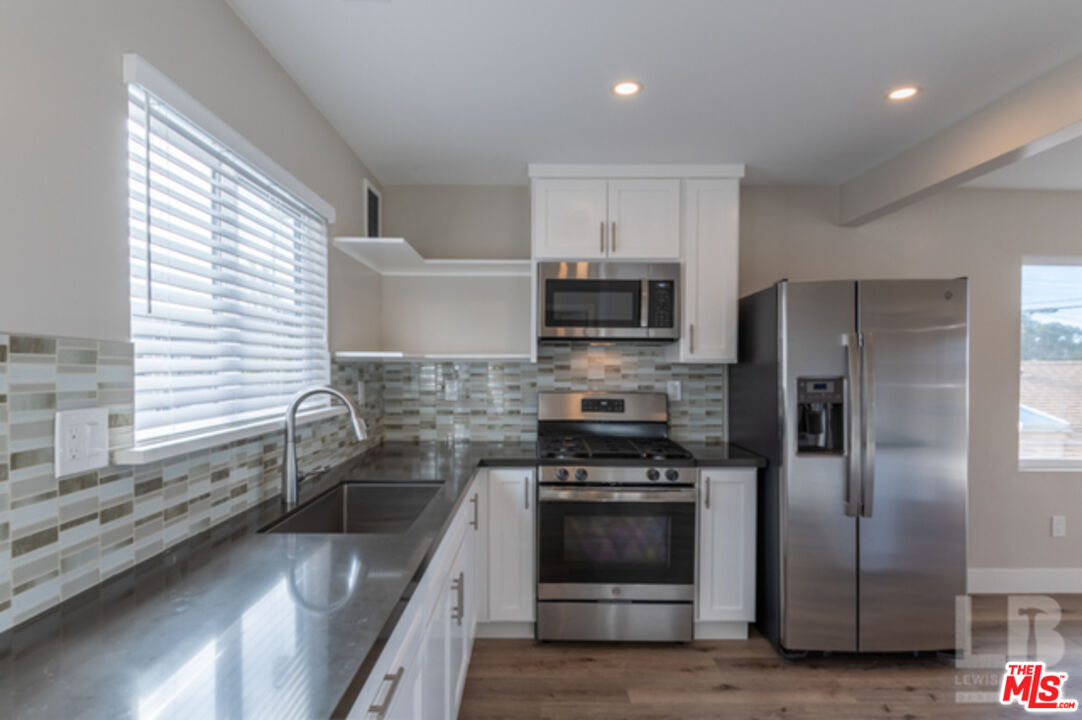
335, 351, 532, 363
333, 236, 531, 277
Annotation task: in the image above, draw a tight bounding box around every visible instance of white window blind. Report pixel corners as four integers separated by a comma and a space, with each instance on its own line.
127, 85, 330, 444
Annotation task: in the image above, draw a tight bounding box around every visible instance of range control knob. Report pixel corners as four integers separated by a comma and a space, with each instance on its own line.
555, 468, 569, 481
665, 468, 680, 482
646, 468, 661, 482
575, 468, 589, 482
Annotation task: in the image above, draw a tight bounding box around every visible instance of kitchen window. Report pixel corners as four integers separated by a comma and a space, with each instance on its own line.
126, 62, 333, 445
1019, 260, 1082, 470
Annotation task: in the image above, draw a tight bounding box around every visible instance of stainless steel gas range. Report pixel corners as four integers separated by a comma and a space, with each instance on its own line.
535, 391, 696, 642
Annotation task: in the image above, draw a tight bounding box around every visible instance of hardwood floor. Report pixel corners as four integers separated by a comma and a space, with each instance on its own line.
460, 595, 1082, 719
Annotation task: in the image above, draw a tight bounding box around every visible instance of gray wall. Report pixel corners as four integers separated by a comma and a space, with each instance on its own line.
0, 0, 382, 351
383, 185, 530, 259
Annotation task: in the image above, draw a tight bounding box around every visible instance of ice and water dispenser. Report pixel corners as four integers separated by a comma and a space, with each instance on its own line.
796, 377, 845, 454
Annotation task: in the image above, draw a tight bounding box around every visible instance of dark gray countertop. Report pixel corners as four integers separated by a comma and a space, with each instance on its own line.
0, 439, 760, 720
684, 442, 768, 467
0, 442, 535, 720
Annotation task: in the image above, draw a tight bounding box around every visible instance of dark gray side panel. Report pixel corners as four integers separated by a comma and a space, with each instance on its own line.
729, 285, 781, 650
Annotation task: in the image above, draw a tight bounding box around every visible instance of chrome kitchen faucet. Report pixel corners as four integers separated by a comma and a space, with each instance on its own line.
283, 386, 367, 509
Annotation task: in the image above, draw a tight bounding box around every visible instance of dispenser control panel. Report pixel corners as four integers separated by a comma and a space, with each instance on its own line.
797, 378, 844, 404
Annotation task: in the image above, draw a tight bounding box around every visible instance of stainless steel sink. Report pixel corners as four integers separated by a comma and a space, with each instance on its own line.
262, 482, 442, 535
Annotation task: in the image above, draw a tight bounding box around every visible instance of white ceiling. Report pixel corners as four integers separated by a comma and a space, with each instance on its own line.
967, 135, 1082, 191
226, 0, 1082, 186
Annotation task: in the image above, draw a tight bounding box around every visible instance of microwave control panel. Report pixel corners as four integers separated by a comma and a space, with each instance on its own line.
647, 280, 676, 328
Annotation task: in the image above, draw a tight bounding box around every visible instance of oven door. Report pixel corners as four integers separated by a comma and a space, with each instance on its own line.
537, 486, 695, 599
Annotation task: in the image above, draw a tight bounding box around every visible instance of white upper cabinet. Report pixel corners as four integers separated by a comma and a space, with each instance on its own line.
671, 178, 740, 363
606, 179, 681, 259
531, 178, 608, 259
531, 175, 681, 261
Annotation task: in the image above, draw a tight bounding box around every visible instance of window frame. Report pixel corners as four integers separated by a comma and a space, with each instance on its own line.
1018, 255, 1082, 472
123, 55, 336, 454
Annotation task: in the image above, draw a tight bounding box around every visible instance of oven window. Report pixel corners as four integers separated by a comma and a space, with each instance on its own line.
563, 516, 670, 565
545, 279, 641, 327
539, 500, 694, 585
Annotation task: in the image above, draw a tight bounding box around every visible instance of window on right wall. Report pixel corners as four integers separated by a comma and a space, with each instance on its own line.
1019, 261, 1082, 469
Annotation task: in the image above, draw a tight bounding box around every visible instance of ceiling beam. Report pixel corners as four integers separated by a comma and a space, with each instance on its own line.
837, 53, 1082, 227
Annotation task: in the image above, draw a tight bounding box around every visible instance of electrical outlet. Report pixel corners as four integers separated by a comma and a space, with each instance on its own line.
666, 380, 682, 402
444, 378, 459, 402
1052, 515, 1067, 538
54, 408, 110, 478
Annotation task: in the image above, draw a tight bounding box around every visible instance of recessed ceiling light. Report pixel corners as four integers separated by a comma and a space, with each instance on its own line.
613, 81, 641, 97
887, 86, 919, 101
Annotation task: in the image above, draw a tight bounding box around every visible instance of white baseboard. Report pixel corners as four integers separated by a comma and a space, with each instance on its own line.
476, 621, 535, 639
694, 621, 749, 640
968, 568, 1082, 594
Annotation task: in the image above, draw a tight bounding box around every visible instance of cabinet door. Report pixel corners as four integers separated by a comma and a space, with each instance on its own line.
487, 468, 536, 621
469, 476, 488, 623
606, 178, 681, 259
680, 178, 739, 362
697, 468, 756, 622
532, 179, 607, 259
421, 578, 452, 720
449, 529, 475, 709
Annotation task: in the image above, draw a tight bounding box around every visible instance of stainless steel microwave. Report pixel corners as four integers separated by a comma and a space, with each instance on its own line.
537, 262, 680, 341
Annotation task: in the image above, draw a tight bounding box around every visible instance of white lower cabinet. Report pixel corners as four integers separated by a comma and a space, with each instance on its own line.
696, 468, 757, 638
352, 474, 483, 720
484, 468, 535, 623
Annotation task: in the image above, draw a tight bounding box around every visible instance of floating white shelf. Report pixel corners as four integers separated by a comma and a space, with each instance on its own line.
335, 351, 532, 363
333, 236, 531, 277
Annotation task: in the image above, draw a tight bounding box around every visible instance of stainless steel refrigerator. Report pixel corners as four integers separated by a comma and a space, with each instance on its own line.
730, 280, 968, 653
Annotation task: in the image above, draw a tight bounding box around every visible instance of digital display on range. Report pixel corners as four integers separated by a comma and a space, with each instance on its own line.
582, 398, 625, 413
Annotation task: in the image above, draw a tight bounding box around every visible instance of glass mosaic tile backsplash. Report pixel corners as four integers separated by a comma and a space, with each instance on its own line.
0, 335, 723, 633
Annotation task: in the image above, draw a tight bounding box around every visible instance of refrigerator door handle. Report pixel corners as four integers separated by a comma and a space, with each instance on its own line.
861, 332, 876, 518
843, 332, 862, 517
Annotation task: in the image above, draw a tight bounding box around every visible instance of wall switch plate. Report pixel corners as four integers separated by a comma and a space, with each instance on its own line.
357, 380, 366, 407
1052, 515, 1067, 538
55, 408, 110, 478
667, 380, 682, 402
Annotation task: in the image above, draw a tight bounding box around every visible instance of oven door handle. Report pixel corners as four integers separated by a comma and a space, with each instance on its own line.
538, 487, 697, 503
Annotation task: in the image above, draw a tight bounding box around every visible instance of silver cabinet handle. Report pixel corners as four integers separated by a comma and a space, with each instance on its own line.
451, 571, 465, 626
524, 476, 530, 510
611, 221, 616, 252
704, 477, 711, 509
689, 324, 695, 354
469, 492, 479, 530
368, 666, 405, 719
861, 332, 876, 518
843, 332, 862, 518
599, 221, 605, 253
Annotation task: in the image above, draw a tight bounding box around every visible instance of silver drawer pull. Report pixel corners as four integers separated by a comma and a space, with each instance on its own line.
368, 666, 405, 719
469, 492, 479, 530
451, 570, 465, 626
